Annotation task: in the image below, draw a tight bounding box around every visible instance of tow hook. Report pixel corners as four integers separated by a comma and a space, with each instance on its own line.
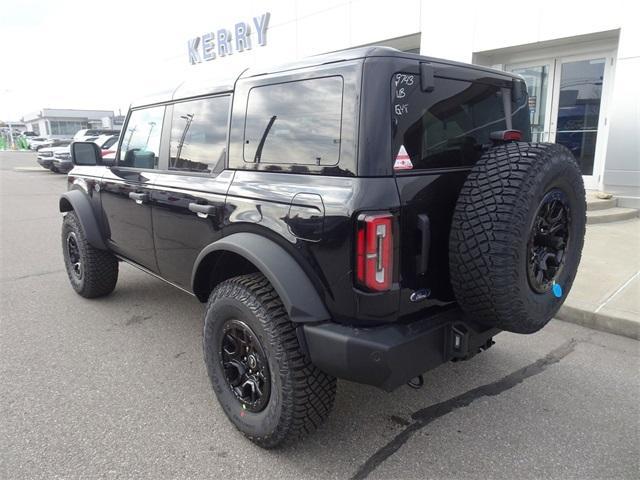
407, 374, 424, 389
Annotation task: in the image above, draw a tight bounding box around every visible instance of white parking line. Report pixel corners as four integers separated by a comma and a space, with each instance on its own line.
13, 167, 49, 172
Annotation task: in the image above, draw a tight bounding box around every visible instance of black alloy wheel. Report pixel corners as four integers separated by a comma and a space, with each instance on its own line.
61, 211, 118, 298
527, 188, 571, 293
220, 319, 271, 413
66, 231, 83, 280
203, 273, 337, 447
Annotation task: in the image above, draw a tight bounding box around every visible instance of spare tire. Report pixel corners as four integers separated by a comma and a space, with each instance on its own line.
449, 142, 586, 334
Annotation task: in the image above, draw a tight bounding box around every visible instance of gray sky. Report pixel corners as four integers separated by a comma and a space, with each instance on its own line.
0, 0, 267, 121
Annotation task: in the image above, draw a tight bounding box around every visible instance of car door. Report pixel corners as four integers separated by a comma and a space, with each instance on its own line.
150, 95, 233, 289
100, 105, 166, 271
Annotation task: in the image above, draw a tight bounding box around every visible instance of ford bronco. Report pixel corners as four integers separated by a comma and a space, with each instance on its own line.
61, 47, 586, 448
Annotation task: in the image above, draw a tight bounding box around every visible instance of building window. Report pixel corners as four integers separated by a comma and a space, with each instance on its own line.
49, 120, 87, 136
169, 96, 230, 173
243, 76, 344, 166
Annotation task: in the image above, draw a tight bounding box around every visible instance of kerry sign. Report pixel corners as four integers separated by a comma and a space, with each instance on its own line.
188, 12, 270, 65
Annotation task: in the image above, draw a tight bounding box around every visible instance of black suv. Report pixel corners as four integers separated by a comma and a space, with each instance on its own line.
61, 47, 585, 448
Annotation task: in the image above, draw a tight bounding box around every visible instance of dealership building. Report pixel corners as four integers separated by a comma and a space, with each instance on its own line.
22, 108, 121, 138
177, 0, 639, 206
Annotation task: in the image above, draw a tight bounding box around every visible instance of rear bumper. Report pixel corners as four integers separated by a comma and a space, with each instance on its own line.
302, 307, 499, 391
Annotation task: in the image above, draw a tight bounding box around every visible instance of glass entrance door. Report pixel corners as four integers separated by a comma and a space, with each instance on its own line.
550, 55, 610, 187
507, 51, 614, 189
509, 64, 552, 142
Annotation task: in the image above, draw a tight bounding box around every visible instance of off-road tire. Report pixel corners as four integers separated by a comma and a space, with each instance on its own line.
203, 273, 336, 448
449, 142, 586, 333
61, 211, 118, 298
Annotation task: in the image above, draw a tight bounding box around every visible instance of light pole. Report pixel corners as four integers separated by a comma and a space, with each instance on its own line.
8, 121, 15, 150
176, 114, 194, 164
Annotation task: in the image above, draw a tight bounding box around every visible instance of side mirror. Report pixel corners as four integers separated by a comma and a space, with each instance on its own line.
71, 141, 101, 166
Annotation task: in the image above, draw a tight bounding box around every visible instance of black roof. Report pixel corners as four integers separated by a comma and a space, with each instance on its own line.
132, 46, 518, 108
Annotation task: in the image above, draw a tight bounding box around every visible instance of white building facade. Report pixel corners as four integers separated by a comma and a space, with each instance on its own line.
171, 0, 640, 205
23, 109, 116, 138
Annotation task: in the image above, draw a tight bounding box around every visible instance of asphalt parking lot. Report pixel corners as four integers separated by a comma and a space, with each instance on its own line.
1, 151, 639, 480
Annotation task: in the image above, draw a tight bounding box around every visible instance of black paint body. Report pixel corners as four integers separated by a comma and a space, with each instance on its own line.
63, 47, 528, 389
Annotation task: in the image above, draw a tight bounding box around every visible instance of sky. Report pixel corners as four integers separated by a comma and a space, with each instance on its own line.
0, 0, 269, 121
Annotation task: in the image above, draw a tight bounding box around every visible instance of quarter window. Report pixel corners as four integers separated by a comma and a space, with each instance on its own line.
118, 106, 165, 169
169, 96, 230, 173
243, 76, 343, 166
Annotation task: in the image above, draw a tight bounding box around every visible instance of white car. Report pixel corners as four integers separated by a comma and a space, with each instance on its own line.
37, 145, 70, 171
73, 128, 120, 141
94, 134, 119, 154
28, 137, 51, 150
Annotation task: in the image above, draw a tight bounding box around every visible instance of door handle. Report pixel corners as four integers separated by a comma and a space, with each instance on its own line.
189, 202, 217, 219
129, 192, 148, 205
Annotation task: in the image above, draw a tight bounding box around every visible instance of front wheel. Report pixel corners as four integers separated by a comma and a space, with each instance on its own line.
203, 273, 336, 448
62, 211, 118, 298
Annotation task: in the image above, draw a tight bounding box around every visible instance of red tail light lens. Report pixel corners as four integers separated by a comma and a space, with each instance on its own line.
490, 129, 522, 142
101, 149, 115, 157
502, 130, 522, 141
355, 213, 393, 291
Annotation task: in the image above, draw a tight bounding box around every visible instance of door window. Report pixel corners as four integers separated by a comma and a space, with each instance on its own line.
555, 58, 605, 176
118, 106, 165, 169
169, 96, 230, 173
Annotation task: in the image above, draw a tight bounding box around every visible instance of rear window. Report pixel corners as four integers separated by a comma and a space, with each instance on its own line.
392, 73, 530, 170
243, 76, 343, 166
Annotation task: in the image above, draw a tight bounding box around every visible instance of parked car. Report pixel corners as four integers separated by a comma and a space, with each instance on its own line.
38, 138, 72, 150
37, 143, 71, 171
22, 131, 39, 137
94, 134, 119, 156
27, 137, 51, 150
52, 136, 118, 174
73, 128, 120, 141
51, 148, 72, 173
60, 47, 586, 448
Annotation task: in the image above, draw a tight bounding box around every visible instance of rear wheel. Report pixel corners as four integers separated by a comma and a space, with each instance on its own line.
203, 273, 336, 448
449, 142, 586, 333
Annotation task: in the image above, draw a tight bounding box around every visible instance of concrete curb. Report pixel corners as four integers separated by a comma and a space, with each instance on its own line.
557, 305, 640, 340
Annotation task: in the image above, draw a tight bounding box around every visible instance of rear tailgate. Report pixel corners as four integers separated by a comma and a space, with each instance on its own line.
390, 63, 530, 317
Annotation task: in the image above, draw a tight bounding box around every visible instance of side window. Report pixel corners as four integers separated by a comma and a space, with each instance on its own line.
243, 76, 343, 166
118, 106, 165, 169
169, 96, 230, 173
102, 136, 118, 149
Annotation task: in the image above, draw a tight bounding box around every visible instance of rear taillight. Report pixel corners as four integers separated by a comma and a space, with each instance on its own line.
355, 213, 393, 291
101, 149, 115, 157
